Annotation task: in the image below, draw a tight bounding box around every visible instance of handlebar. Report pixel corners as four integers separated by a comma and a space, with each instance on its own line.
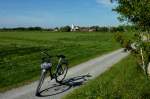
41, 51, 66, 59
41, 51, 52, 58
41, 51, 68, 65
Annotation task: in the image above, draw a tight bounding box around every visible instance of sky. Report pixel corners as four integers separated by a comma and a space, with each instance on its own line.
0, 0, 120, 28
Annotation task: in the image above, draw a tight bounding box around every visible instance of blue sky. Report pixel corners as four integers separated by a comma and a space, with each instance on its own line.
0, 0, 120, 28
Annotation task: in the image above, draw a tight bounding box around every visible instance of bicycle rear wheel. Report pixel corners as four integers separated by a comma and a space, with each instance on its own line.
35, 69, 46, 96
55, 64, 68, 83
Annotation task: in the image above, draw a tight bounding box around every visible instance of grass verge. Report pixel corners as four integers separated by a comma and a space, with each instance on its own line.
64, 55, 150, 99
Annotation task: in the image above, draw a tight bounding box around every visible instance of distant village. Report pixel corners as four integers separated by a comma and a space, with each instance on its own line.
0, 24, 136, 32
53, 24, 135, 32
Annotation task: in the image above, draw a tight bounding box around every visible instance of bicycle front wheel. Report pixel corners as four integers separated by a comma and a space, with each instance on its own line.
35, 69, 46, 96
55, 64, 68, 83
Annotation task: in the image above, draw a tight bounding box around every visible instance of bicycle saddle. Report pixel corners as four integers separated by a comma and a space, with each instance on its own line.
56, 54, 66, 58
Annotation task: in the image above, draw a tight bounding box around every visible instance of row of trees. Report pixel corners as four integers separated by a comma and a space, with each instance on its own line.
89, 25, 137, 32
0, 27, 53, 31
0, 25, 137, 32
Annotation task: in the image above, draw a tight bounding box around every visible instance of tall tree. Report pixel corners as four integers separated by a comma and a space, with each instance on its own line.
111, 0, 150, 33
111, 0, 150, 75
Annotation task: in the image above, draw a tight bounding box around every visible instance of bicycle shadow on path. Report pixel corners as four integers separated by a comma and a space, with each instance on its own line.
38, 74, 92, 97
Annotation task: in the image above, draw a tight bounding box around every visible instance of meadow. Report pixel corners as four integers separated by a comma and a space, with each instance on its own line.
0, 31, 120, 92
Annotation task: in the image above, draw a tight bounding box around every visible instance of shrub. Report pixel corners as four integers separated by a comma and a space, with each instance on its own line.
60, 26, 71, 32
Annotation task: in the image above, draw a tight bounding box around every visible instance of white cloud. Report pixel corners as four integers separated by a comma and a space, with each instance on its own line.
96, 0, 112, 6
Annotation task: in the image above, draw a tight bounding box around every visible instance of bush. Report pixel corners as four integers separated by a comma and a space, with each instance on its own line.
60, 26, 71, 32
114, 32, 125, 46
97, 27, 109, 32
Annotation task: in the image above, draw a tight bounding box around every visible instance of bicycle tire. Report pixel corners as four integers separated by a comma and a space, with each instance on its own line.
55, 64, 68, 83
35, 70, 46, 96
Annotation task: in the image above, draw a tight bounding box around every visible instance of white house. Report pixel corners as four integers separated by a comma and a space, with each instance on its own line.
71, 24, 79, 31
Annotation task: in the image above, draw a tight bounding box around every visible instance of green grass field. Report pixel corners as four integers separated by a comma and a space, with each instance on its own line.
0, 31, 120, 92
64, 55, 150, 99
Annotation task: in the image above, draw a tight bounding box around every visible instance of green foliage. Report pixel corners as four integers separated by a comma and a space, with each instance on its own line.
60, 26, 71, 32
114, 31, 150, 75
112, 0, 150, 31
64, 56, 150, 99
89, 26, 126, 32
0, 31, 120, 92
114, 32, 135, 49
96, 26, 109, 32
114, 32, 125, 45
111, 0, 150, 74
0, 27, 44, 31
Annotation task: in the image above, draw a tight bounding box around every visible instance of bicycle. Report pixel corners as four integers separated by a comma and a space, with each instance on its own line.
35, 51, 68, 96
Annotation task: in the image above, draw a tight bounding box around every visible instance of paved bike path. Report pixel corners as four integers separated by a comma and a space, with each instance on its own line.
0, 49, 129, 99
